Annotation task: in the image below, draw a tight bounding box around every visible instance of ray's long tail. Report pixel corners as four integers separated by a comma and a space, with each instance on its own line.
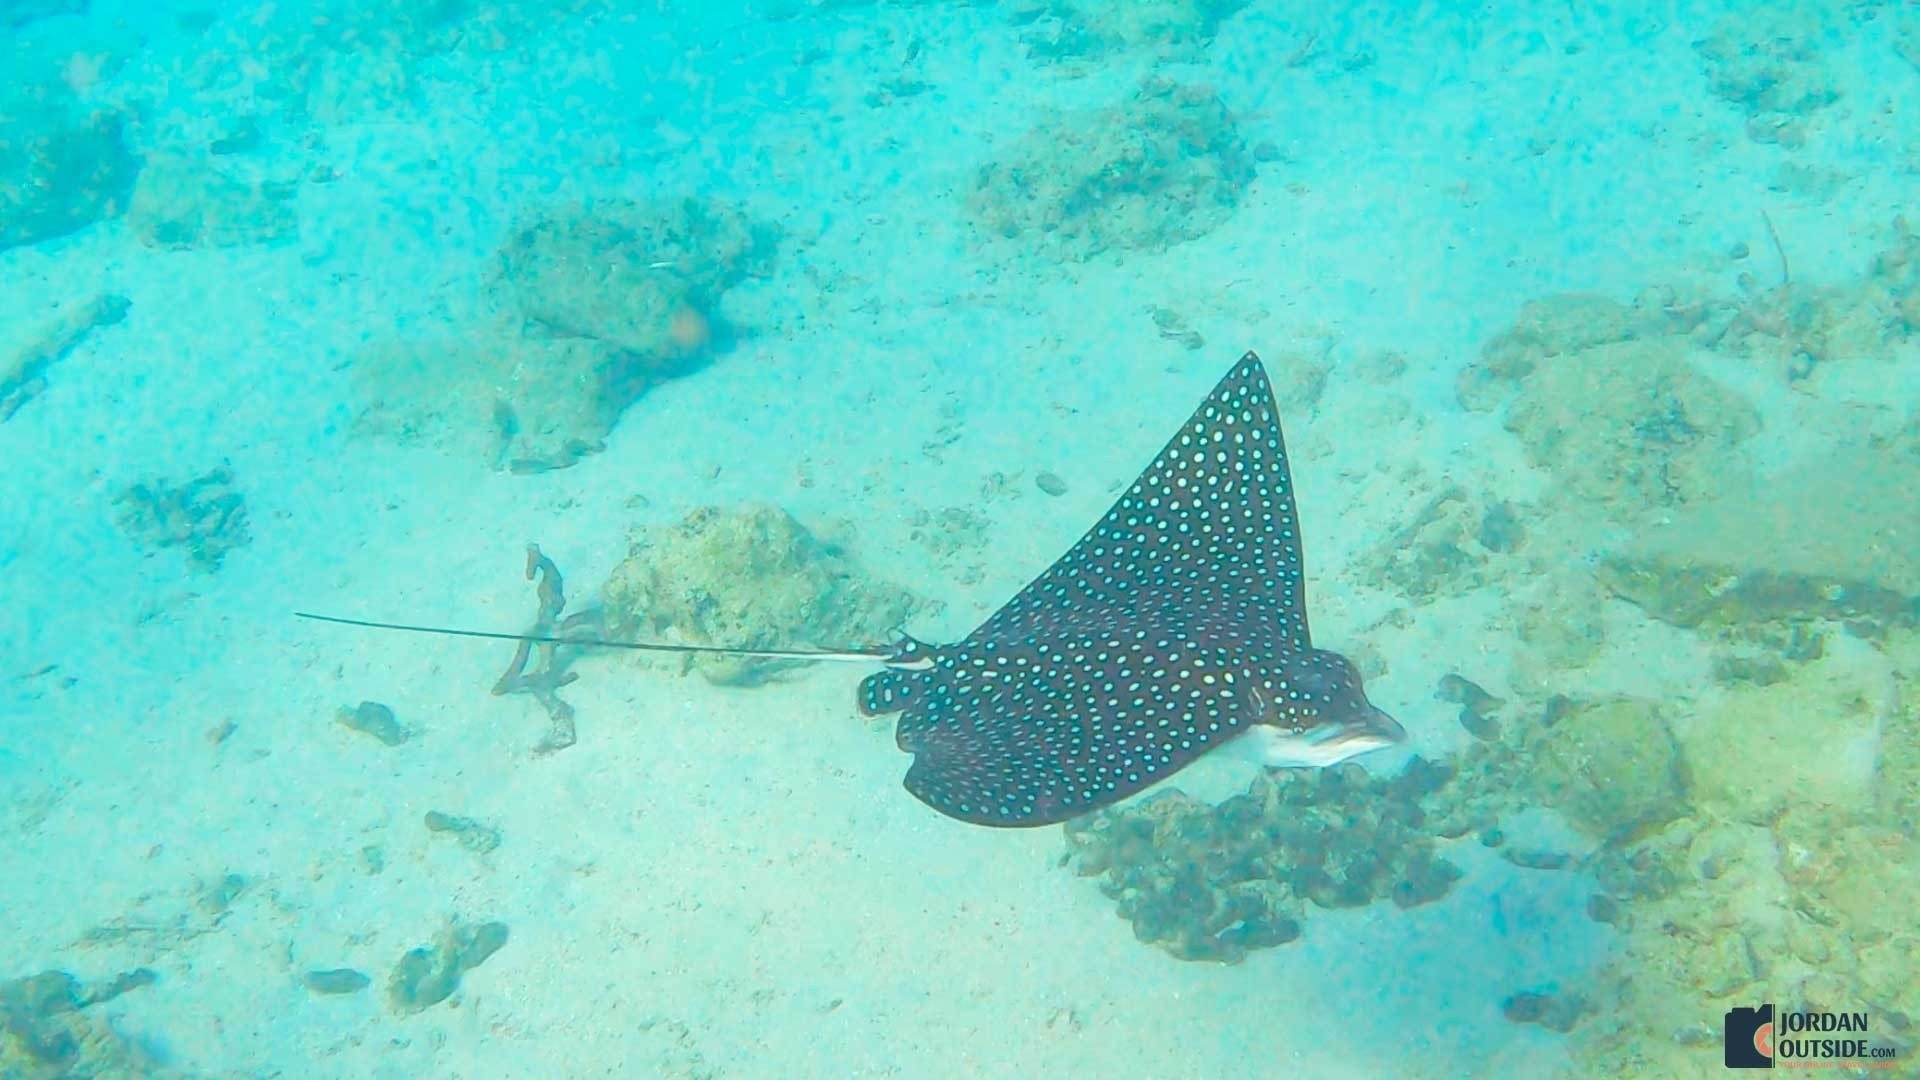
293, 611, 898, 664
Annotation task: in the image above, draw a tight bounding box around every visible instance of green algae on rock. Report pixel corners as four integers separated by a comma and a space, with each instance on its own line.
1502, 635, 1920, 1074
968, 77, 1255, 261
1567, 819, 1798, 1075
1677, 644, 1894, 824
600, 504, 919, 686
1502, 336, 1761, 516
1522, 698, 1690, 844
1600, 445, 1920, 630
353, 196, 778, 472
1568, 803, 1920, 1075
1375, 628, 1915, 1072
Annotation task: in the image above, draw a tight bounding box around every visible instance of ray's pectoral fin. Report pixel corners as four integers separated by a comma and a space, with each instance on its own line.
898, 701, 1091, 827
858, 669, 923, 716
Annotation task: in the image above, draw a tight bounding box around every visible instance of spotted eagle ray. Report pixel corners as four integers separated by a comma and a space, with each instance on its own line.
299, 351, 1403, 827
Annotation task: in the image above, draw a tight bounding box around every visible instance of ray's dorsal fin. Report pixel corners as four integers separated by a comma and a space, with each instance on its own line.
962, 351, 1311, 653
292, 611, 899, 664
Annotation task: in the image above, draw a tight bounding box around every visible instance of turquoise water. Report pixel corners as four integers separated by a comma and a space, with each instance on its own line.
4, 1, 1918, 1076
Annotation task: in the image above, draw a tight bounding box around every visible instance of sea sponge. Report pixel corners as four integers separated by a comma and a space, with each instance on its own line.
1064, 759, 1461, 962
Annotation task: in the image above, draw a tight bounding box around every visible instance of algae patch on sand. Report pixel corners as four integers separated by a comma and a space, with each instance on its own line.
115, 465, 252, 571
388, 919, 509, 1015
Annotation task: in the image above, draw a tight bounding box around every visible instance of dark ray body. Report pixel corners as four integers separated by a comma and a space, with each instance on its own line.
296, 351, 1399, 829
859, 352, 1401, 827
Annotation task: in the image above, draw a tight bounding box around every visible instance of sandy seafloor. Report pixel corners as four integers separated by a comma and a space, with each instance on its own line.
3, 0, 1916, 1077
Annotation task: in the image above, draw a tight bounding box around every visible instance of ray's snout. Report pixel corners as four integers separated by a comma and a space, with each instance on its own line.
1329, 704, 1406, 755
1243, 699, 1405, 769
1242, 650, 1407, 769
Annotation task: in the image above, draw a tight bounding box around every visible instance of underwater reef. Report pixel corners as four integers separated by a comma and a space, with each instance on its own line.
1005, 0, 1251, 61
1376, 236, 1919, 1071
1414, 632, 1914, 1076
1067, 622, 1914, 1068
1066, 759, 1462, 963
1081, 218, 1920, 1071
0, 76, 138, 254
600, 503, 920, 686
968, 76, 1257, 261
353, 197, 779, 472
1, 967, 164, 1079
